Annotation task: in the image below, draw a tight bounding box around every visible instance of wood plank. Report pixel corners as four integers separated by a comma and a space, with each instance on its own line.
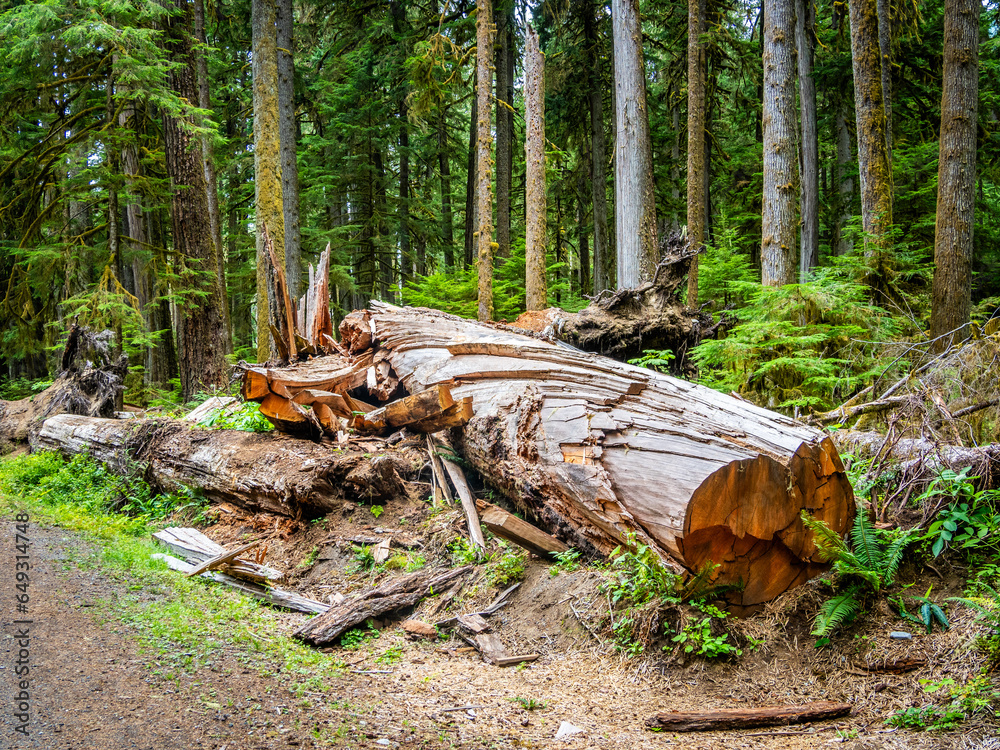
186, 541, 261, 577
477, 501, 568, 558
439, 453, 486, 551
456, 613, 490, 634
152, 554, 327, 614
426, 434, 453, 505
372, 539, 391, 564
473, 633, 509, 665
644, 702, 852, 732
494, 653, 540, 667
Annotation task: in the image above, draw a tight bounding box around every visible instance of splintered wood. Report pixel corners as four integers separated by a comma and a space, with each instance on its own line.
334, 304, 855, 609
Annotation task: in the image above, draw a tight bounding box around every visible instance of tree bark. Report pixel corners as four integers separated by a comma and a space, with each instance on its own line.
253, 0, 286, 362
761, 0, 798, 287
686, 0, 707, 305
524, 26, 547, 311
834, 103, 855, 256
612, 0, 658, 288
495, 10, 514, 261
849, 0, 893, 254
585, 0, 611, 294
930, 0, 979, 351
163, 0, 229, 398
277, 0, 301, 298
438, 108, 455, 269
646, 702, 852, 732
475, 0, 496, 321
343, 304, 855, 609
193, 0, 232, 355
463, 70, 478, 270
876, 0, 892, 167
796, 0, 819, 281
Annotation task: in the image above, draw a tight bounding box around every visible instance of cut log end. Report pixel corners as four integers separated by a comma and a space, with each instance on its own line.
678, 437, 854, 608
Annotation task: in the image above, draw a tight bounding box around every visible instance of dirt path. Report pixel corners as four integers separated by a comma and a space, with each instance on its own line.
1, 518, 990, 750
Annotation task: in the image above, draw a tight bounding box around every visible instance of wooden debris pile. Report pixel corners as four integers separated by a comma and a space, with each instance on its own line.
152, 527, 328, 614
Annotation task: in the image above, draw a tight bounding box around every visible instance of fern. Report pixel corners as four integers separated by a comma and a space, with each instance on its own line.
812, 585, 863, 637
850, 509, 883, 572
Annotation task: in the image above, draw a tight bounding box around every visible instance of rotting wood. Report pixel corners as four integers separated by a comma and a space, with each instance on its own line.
182, 396, 238, 423
294, 566, 473, 646
334, 303, 856, 608
473, 632, 508, 665
152, 553, 327, 614
456, 613, 491, 634
153, 527, 283, 582
36, 415, 416, 516
401, 620, 438, 639
436, 439, 487, 552
476, 499, 568, 558
350, 384, 469, 435
644, 701, 852, 732
495, 654, 540, 667
186, 540, 261, 577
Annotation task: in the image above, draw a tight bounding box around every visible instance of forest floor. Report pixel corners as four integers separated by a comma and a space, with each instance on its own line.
2, 468, 999, 750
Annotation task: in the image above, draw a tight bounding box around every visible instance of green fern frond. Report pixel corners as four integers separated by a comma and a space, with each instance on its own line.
879, 528, 919, 585
812, 585, 863, 637
850, 510, 883, 571
799, 509, 848, 563
678, 560, 721, 601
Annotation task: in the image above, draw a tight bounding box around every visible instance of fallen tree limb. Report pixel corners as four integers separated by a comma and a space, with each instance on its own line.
331, 304, 854, 608
294, 566, 473, 646
153, 527, 282, 582
644, 701, 852, 732
809, 397, 912, 426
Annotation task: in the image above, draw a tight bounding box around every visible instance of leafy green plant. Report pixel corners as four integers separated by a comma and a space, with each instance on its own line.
340, 621, 380, 649
801, 509, 919, 638
197, 401, 274, 433
352, 545, 376, 572
888, 673, 1000, 731
449, 536, 482, 566
922, 471, 999, 558
370, 505, 384, 519
487, 545, 526, 587
548, 548, 581, 576
669, 602, 742, 659
375, 644, 403, 664
893, 587, 950, 633
627, 349, 675, 373
512, 696, 547, 711
601, 533, 679, 607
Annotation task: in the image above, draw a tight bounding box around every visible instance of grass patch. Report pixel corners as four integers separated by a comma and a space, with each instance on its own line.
0, 450, 345, 694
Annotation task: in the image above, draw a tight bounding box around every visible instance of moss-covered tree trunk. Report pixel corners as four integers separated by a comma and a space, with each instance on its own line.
796, 0, 818, 281
277, 0, 301, 298
163, 0, 228, 398
585, 0, 611, 294
931, 0, 979, 351
253, 0, 285, 362
761, 0, 798, 286
463, 71, 477, 270
495, 7, 514, 261
612, 0, 658, 288
524, 26, 547, 311
438, 107, 455, 269
475, 0, 496, 322
686, 0, 707, 304
848, 0, 892, 254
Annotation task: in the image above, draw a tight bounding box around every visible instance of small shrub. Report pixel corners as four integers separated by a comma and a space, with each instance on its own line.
548, 548, 581, 576
488, 545, 526, 587
669, 602, 742, 659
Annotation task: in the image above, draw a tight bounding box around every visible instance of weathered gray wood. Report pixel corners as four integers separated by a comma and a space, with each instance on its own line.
457, 613, 490, 634
186, 541, 261, 577
154, 527, 283, 581
473, 632, 509, 665
438, 446, 487, 552
151, 553, 327, 614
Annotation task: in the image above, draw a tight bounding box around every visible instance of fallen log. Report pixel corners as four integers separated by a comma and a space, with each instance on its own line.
294, 566, 472, 646
153, 527, 282, 582
34, 415, 418, 516
476, 499, 568, 558
645, 701, 852, 732
334, 304, 855, 608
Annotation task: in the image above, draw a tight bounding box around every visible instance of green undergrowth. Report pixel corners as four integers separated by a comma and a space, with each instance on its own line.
0, 450, 346, 696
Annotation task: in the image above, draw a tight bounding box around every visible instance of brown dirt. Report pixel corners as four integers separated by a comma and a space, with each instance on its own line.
3, 490, 999, 749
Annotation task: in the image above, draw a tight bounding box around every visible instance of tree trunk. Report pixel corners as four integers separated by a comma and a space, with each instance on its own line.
834, 104, 855, 256
475, 0, 496, 321
253, 0, 286, 362
495, 11, 514, 261
194, 0, 232, 354
796, 0, 819, 281
524, 26, 547, 311
612, 0, 658, 288
277, 0, 301, 299
585, 0, 611, 294
33, 414, 421, 516
876, 0, 892, 167
463, 71, 478, 270
340, 304, 855, 609
930, 0, 979, 351
761, 0, 798, 287
438, 108, 455, 269
849, 0, 893, 254
163, 0, 229, 398
686, 0, 707, 305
